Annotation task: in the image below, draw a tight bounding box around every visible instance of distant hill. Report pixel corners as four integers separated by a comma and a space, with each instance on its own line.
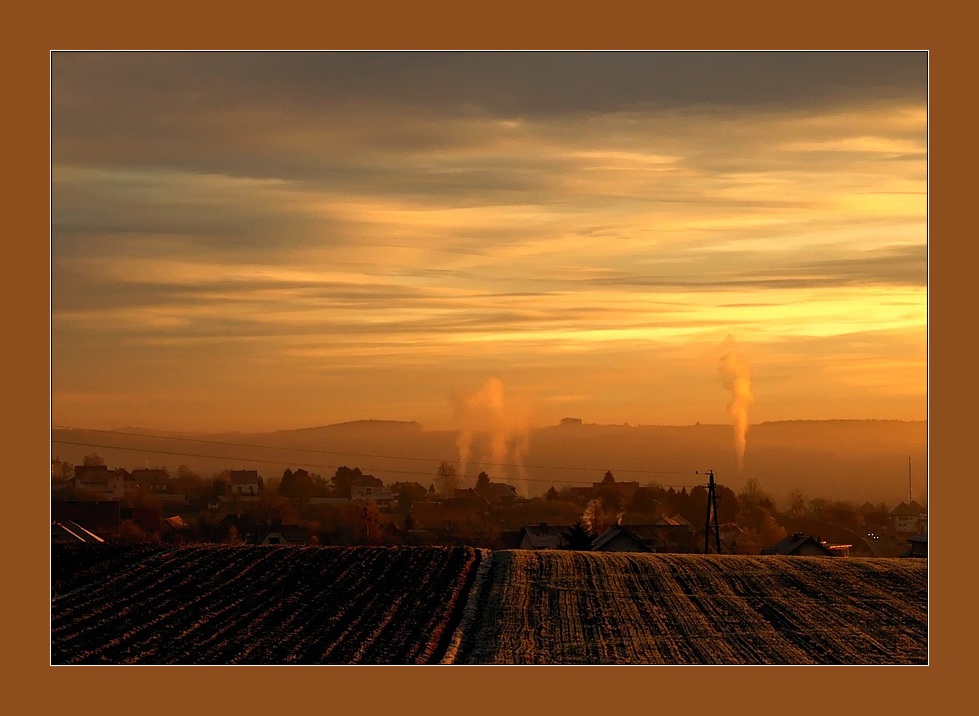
50, 419, 927, 505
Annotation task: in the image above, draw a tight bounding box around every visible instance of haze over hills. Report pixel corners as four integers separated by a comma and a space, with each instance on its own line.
51, 418, 927, 507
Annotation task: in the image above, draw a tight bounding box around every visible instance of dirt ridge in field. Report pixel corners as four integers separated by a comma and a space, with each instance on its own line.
51, 544, 927, 665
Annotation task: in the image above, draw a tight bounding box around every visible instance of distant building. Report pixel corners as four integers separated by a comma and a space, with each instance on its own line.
517, 522, 571, 550
475, 481, 520, 506
72, 465, 126, 501
761, 533, 835, 556
246, 524, 306, 546
903, 532, 927, 558
350, 474, 386, 501
591, 525, 652, 553
131, 468, 170, 493
228, 470, 262, 495
891, 501, 927, 533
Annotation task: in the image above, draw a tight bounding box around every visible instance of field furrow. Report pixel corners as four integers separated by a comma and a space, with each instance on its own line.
51, 545, 926, 665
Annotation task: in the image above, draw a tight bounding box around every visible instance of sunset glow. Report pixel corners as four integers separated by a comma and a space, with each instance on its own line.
51, 51, 927, 432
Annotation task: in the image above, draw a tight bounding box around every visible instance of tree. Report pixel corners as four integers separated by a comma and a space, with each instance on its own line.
118, 519, 153, 543
342, 500, 381, 545
393, 482, 427, 514
476, 471, 491, 491
601, 470, 615, 485
172, 465, 204, 499
435, 462, 459, 498
628, 486, 660, 513
331, 466, 363, 499
545, 486, 560, 502
738, 477, 768, 506
278, 468, 295, 497
83, 452, 105, 466
788, 489, 807, 518
564, 521, 594, 550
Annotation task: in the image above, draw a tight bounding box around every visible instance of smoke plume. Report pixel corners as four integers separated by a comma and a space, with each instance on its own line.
452, 377, 531, 494
718, 348, 754, 470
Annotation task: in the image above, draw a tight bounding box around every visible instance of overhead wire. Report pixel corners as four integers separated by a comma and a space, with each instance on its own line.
51, 425, 712, 489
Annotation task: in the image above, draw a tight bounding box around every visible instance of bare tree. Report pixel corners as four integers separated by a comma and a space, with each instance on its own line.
435, 462, 459, 498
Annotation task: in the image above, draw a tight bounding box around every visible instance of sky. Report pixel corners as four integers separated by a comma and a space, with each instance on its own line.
51, 51, 928, 433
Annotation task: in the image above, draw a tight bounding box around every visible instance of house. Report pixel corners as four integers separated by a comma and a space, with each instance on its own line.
72, 465, 126, 501
245, 524, 306, 546
131, 468, 170, 494
475, 481, 520, 506
903, 532, 927, 558
229, 470, 262, 495
452, 488, 492, 510
351, 474, 395, 504
611, 514, 696, 553
216, 512, 258, 540
718, 522, 753, 554
761, 533, 835, 556
122, 471, 140, 502
517, 522, 571, 550
891, 501, 927, 534
591, 525, 652, 553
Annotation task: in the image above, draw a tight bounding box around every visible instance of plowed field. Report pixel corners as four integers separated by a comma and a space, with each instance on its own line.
51, 544, 926, 665
447, 550, 927, 664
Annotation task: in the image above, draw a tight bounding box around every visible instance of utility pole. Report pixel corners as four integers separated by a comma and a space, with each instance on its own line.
703, 469, 722, 554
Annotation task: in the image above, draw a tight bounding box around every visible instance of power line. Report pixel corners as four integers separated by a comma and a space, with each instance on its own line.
50, 432, 707, 490
50, 425, 702, 479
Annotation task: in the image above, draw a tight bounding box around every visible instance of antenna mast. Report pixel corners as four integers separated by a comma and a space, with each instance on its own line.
909, 455, 912, 504
703, 469, 722, 554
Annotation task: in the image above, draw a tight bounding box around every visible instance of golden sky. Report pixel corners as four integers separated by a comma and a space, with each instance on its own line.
51, 51, 927, 432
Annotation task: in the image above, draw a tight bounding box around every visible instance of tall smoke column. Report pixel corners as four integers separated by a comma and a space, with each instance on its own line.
454, 377, 508, 480
719, 350, 754, 470
452, 377, 531, 494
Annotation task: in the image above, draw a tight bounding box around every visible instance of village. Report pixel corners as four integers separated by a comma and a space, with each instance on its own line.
50, 451, 927, 559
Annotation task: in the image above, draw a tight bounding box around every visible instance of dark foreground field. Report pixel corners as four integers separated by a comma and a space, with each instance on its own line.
51, 544, 927, 665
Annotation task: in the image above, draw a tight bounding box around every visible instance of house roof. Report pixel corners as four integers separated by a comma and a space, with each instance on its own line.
229, 470, 260, 484
351, 474, 384, 488
217, 513, 258, 529
761, 533, 834, 556
131, 468, 169, 484
52, 520, 105, 543
908, 532, 928, 544
476, 482, 519, 503
249, 524, 305, 543
519, 523, 570, 549
74, 465, 111, 483
591, 525, 652, 552
453, 488, 491, 506
891, 501, 927, 516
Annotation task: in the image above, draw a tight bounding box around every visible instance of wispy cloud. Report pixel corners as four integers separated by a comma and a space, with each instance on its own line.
50, 52, 927, 431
